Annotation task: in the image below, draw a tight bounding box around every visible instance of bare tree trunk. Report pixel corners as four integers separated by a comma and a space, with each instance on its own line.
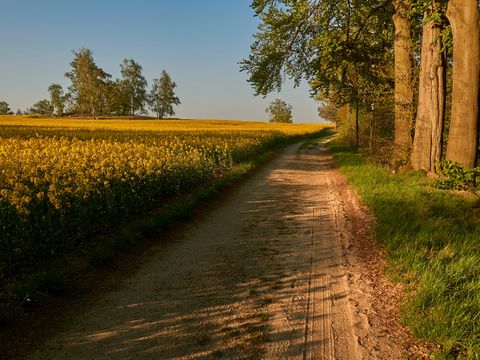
392, 0, 414, 165
369, 112, 375, 149
412, 11, 446, 172
355, 101, 359, 148
445, 0, 480, 168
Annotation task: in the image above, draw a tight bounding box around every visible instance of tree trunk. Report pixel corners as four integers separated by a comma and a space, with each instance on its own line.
412, 11, 446, 172
392, 0, 414, 165
445, 0, 480, 168
370, 106, 378, 150
355, 101, 359, 148
369, 112, 374, 149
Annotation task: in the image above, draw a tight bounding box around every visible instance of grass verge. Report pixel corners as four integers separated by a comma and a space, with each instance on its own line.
329, 144, 480, 359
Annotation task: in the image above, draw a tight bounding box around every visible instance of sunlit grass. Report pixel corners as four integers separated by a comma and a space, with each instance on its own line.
330, 144, 480, 358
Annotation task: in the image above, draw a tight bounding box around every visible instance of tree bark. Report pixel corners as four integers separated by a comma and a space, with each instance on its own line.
445, 0, 480, 168
392, 0, 414, 165
412, 11, 446, 172
354, 101, 359, 148
369, 110, 375, 149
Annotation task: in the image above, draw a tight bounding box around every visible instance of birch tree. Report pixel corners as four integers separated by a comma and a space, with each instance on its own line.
48, 83, 66, 116
149, 70, 181, 119
120, 59, 148, 115
65, 48, 110, 119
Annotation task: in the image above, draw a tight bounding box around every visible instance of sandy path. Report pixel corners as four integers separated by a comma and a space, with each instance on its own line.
28, 140, 419, 359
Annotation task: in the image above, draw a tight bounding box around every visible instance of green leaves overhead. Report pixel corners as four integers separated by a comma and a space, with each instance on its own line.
241, 1, 316, 95
241, 0, 394, 108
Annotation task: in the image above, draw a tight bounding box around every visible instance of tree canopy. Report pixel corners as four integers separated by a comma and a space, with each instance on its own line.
29, 99, 54, 115
120, 59, 148, 115
16, 48, 182, 119
266, 99, 293, 123
65, 48, 111, 118
243, 0, 480, 170
0, 101, 11, 115
48, 83, 66, 116
149, 70, 181, 119
241, 0, 393, 105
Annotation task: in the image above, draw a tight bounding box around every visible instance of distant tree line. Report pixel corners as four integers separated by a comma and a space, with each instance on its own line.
1, 48, 180, 119
242, 0, 480, 171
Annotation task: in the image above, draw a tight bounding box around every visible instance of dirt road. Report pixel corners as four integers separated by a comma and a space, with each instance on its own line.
28, 140, 425, 359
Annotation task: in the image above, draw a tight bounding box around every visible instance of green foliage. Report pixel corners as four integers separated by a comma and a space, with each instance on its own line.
149, 70, 180, 119
266, 99, 292, 123
241, 0, 394, 110
48, 84, 66, 116
0, 101, 11, 115
318, 99, 338, 123
330, 144, 480, 358
120, 58, 148, 115
435, 160, 480, 197
28, 99, 54, 115
25, 49, 179, 119
65, 48, 111, 118
411, 0, 452, 54
104, 79, 130, 116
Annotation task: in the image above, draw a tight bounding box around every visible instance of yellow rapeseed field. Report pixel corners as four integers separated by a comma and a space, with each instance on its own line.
0, 115, 329, 271
0, 115, 326, 134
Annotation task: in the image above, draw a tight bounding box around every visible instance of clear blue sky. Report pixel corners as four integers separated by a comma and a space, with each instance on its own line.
0, 0, 323, 123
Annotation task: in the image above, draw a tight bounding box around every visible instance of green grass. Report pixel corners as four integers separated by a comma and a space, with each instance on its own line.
329, 144, 480, 359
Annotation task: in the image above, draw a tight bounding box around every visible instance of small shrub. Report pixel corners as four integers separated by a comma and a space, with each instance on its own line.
435, 160, 480, 198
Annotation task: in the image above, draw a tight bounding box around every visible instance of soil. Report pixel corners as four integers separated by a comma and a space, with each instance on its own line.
20, 140, 433, 359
